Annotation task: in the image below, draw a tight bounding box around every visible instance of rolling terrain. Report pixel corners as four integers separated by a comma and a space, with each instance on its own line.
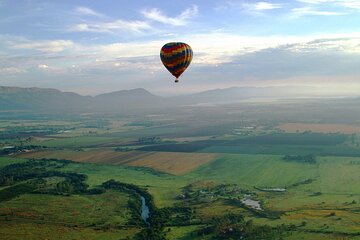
0, 87, 359, 239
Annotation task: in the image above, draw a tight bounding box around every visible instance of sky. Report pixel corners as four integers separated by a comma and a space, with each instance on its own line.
0, 0, 359, 96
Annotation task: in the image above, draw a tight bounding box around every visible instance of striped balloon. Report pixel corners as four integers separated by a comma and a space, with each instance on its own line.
160, 42, 193, 83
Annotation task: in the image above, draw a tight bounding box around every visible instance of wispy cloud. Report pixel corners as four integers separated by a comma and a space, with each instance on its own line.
37, 64, 50, 69
75, 6, 104, 17
298, 0, 334, 3
291, 6, 346, 17
245, 2, 283, 11
298, 0, 360, 10
4, 37, 75, 53
1, 31, 359, 94
216, 1, 282, 14
339, 1, 360, 10
141, 5, 198, 26
70, 20, 151, 33
0, 67, 26, 74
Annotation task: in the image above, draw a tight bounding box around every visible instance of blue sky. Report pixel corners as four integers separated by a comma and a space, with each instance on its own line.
0, 0, 359, 95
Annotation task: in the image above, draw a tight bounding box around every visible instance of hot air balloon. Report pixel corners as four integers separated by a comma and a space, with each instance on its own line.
160, 42, 193, 83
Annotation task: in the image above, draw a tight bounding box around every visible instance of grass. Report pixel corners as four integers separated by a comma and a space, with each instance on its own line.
0, 157, 27, 168
166, 225, 208, 240
0, 222, 138, 240
0, 191, 139, 240
187, 154, 319, 188
4, 127, 360, 239
200, 144, 360, 157
39, 136, 116, 148
317, 156, 360, 194
0, 191, 132, 226
61, 162, 189, 207
278, 123, 360, 134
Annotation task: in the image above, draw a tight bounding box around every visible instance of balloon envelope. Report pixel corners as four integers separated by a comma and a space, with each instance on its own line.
160, 42, 193, 82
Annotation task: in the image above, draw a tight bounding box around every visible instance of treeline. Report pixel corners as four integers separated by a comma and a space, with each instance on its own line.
102, 180, 153, 227
101, 180, 165, 239
0, 159, 89, 197
0, 183, 37, 202
282, 154, 316, 164
197, 213, 292, 239
0, 145, 44, 155
102, 179, 194, 240
138, 136, 162, 144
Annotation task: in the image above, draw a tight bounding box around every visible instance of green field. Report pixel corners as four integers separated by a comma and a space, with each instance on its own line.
40, 136, 117, 148
1, 112, 360, 239
0, 191, 139, 240
187, 154, 319, 188
0, 157, 27, 168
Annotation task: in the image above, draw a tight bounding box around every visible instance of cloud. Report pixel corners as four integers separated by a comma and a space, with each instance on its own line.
9, 38, 74, 53
339, 1, 360, 10
298, 0, 334, 3
141, 5, 198, 26
298, 0, 360, 10
70, 19, 151, 33
37, 64, 50, 69
216, 1, 282, 14
0, 67, 25, 74
75, 6, 104, 17
245, 2, 283, 11
226, 43, 360, 80
287, 37, 360, 53
290, 6, 346, 17
1, 32, 359, 95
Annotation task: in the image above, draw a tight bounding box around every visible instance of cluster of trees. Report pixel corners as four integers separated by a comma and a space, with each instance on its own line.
282, 155, 317, 164
197, 213, 291, 239
0, 159, 89, 196
125, 121, 156, 127
138, 136, 162, 144
0, 183, 37, 202
0, 145, 43, 155
289, 178, 315, 188
53, 173, 88, 195
102, 180, 189, 240
0, 160, 50, 185
115, 147, 132, 152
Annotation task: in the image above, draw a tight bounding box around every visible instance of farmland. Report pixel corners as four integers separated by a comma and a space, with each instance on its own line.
1, 98, 360, 239
278, 123, 360, 134
17, 150, 218, 175
0, 192, 139, 240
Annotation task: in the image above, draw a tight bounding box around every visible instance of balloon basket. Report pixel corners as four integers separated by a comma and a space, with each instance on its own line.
175, 79, 179, 83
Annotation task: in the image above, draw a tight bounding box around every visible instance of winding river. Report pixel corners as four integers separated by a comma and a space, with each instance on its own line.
140, 196, 150, 225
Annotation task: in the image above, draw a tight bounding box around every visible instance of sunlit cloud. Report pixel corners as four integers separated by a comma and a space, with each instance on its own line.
298, 0, 360, 10
290, 6, 346, 17
37, 64, 50, 69
75, 6, 104, 17
0, 67, 26, 74
4, 37, 75, 53
141, 5, 198, 26
70, 19, 151, 33
216, 1, 282, 14
246, 2, 283, 11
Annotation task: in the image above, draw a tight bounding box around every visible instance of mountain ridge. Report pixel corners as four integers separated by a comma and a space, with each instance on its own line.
0, 85, 357, 113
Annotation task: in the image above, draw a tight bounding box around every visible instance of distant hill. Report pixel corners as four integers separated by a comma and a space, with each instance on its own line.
0, 86, 90, 111
0, 86, 163, 112
178, 86, 331, 105
0, 85, 354, 113
94, 88, 163, 109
